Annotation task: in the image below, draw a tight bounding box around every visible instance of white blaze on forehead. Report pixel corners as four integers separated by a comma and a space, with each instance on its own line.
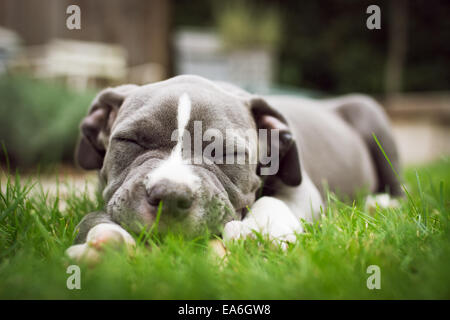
145, 93, 199, 189
172, 92, 192, 157
177, 93, 191, 140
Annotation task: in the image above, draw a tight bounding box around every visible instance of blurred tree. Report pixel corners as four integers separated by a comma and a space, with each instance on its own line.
173, 0, 449, 95
385, 0, 408, 96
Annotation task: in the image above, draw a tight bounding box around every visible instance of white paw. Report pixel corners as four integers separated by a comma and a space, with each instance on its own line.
208, 239, 227, 260
223, 220, 253, 242
66, 223, 136, 264
223, 197, 303, 250
66, 243, 102, 265
365, 193, 400, 213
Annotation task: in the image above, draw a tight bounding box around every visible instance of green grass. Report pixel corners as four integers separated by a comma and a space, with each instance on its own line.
0, 158, 449, 299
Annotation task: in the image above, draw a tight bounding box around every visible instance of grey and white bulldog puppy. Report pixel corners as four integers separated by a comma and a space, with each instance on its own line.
66, 75, 401, 259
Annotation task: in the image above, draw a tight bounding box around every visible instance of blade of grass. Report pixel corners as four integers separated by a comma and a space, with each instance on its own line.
372, 133, 420, 217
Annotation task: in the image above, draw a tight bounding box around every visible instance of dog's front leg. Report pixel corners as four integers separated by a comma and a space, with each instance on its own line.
66, 212, 135, 264
223, 196, 303, 250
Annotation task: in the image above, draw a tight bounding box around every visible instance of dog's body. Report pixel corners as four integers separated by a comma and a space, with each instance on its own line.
67, 75, 401, 259
261, 94, 401, 211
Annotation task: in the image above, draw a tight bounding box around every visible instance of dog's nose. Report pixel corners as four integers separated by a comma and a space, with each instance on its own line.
146, 181, 194, 211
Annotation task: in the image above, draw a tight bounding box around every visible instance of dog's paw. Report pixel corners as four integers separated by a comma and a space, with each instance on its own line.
65, 223, 136, 265
365, 193, 400, 214
65, 243, 102, 265
223, 220, 253, 241
223, 197, 302, 250
208, 239, 227, 261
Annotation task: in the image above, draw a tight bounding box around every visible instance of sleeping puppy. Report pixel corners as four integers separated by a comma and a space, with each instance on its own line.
66, 75, 401, 260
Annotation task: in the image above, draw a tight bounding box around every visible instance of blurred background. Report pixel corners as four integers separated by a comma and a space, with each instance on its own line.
0, 0, 448, 175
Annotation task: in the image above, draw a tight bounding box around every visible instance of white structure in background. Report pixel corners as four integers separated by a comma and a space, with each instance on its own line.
0, 27, 21, 74
11, 39, 127, 90
127, 62, 165, 86
174, 29, 274, 93
387, 94, 450, 165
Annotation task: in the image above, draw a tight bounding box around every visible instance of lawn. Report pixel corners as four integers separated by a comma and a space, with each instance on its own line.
0, 158, 449, 299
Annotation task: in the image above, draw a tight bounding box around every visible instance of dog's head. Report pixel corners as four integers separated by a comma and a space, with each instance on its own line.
76, 75, 301, 235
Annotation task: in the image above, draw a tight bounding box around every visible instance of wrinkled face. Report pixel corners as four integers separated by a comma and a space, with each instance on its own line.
76, 76, 301, 236
101, 78, 260, 234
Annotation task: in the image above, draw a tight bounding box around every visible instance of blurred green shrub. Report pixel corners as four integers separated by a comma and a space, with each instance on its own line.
0, 75, 95, 168
215, 1, 281, 50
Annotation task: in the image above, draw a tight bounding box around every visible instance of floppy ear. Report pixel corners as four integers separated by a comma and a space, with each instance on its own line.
250, 98, 302, 186
75, 85, 138, 170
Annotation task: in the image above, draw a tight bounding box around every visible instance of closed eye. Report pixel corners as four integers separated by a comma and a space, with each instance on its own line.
224, 145, 249, 158
208, 149, 248, 158
219, 149, 250, 164
113, 137, 146, 149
